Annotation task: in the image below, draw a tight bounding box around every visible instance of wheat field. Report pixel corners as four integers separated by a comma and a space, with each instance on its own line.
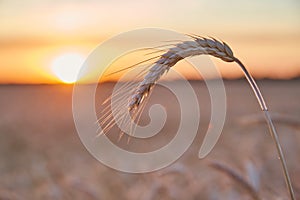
0, 80, 299, 199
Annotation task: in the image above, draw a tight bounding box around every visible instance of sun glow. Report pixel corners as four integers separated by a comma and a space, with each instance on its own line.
51, 53, 85, 84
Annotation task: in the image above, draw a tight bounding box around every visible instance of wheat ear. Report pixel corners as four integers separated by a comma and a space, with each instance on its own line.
127, 36, 295, 199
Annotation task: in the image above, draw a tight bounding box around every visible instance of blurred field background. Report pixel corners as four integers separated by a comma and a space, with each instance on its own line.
0, 80, 300, 199
0, 0, 299, 199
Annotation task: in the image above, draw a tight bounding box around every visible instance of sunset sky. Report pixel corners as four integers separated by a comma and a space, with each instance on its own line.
0, 0, 299, 84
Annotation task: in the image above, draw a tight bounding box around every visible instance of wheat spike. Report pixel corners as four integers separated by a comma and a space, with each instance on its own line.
128, 36, 235, 112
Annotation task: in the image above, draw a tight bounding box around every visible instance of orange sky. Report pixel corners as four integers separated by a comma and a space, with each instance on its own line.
0, 0, 299, 84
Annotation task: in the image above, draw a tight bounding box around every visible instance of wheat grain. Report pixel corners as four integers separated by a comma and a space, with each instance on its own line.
128, 36, 235, 112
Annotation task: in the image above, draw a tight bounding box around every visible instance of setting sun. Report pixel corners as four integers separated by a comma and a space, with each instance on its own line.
51, 53, 85, 84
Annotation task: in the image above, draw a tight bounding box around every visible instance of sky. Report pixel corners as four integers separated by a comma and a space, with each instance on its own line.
0, 0, 299, 84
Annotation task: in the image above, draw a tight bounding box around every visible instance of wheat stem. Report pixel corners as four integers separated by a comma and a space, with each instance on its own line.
210, 161, 261, 200
233, 58, 295, 200
263, 111, 295, 200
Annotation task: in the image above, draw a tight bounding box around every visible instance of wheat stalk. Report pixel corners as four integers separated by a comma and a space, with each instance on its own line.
126, 36, 295, 199
210, 161, 261, 200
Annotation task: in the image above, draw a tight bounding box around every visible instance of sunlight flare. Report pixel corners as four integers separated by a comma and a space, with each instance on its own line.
51, 53, 85, 84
